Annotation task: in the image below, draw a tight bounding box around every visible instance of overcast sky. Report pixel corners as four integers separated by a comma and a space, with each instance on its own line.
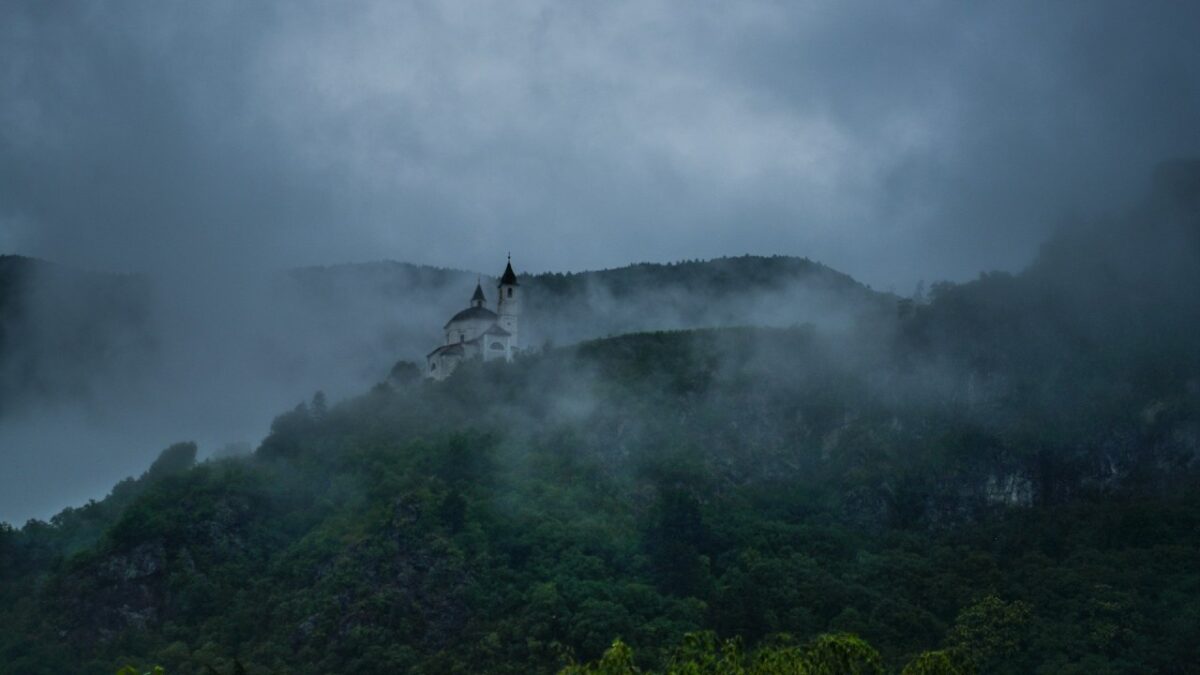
3, 0, 1199, 290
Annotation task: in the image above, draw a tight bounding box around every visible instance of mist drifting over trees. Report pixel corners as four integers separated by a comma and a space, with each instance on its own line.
1, 163, 1198, 672
2, 1, 1200, 673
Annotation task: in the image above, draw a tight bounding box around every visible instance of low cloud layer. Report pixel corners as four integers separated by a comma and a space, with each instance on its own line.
3, 1, 1198, 289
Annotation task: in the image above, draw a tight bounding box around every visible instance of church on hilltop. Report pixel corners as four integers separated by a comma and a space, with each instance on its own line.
425, 258, 522, 380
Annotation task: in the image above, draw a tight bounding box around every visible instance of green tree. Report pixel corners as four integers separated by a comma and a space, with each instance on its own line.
644, 486, 710, 597
562, 639, 640, 675
945, 595, 1031, 673
310, 390, 328, 419
144, 442, 197, 481
900, 650, 972, 675
666, 631, 744, 674
389, 360, 422, 385
801, 633, 884, 675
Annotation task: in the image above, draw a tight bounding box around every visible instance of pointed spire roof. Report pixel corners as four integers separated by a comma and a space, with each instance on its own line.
499, 255, 519, 286
471, 279, 486, 305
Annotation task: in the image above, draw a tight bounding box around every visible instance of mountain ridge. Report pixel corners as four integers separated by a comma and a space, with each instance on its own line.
2, 162, 1198, 672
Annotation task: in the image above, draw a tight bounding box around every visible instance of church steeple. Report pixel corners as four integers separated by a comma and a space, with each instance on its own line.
470, 279, 486, 308
499, 253, 519, 287
496, 255, 520, 350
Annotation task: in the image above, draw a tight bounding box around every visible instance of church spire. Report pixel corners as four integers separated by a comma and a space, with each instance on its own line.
470, 278, 486, 307
496, 256, 520, 350
499, 257, 518, 286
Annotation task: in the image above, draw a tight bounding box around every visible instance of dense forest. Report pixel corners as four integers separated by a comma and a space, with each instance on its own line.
1, 162, 1198, 673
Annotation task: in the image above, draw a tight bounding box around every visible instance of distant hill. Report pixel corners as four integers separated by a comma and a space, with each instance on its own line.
521, 255, 887, 346
289, 254, 890, 365
0, 253, 887, 416
2, 163, 1198, 673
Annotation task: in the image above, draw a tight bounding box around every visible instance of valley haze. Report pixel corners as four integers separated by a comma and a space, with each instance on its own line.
1, 2, 1199, 673
0, 254, 884, 524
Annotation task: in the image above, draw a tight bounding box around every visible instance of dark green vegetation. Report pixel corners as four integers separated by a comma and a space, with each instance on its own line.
563, 630, 945, 674
2, 162, 1199, 674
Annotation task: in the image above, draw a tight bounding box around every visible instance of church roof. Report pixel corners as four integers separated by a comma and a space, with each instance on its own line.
498, 260, 519, 286
444, 305, 498, 327
471, 282, 486, 304
484, 324, 511, 337
427, 342, 465, 358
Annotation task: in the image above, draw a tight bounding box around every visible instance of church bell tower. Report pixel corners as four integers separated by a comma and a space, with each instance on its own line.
496, 255, 520, 350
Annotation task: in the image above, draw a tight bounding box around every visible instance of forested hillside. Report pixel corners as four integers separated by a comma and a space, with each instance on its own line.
0, 252, 884, 527
2, 320, 1196, 673
1, 163, 1198, 674
6, 0, 1200, 671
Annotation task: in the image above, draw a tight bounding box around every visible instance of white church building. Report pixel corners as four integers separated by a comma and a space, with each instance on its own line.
425, 258, 521, 380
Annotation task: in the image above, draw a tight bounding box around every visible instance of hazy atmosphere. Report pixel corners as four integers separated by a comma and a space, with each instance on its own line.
3, 0, 1200, 523
4, 1, 1199, 284
3, 2, 1200, 673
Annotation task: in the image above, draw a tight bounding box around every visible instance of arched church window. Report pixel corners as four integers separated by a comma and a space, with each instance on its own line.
490, 342, 504, 350
507, 288, 513, 298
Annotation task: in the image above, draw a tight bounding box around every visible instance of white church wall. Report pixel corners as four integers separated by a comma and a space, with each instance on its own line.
444, 317, 494, 345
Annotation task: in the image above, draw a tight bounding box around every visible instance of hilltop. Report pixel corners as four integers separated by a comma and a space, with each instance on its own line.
1, 163, 1198, 673
290, 254, 889, 354
0, 254, 885, 416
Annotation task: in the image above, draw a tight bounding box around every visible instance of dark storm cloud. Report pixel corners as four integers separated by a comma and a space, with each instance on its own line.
1, 2, 337, 274
3, 1, 1199, 287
